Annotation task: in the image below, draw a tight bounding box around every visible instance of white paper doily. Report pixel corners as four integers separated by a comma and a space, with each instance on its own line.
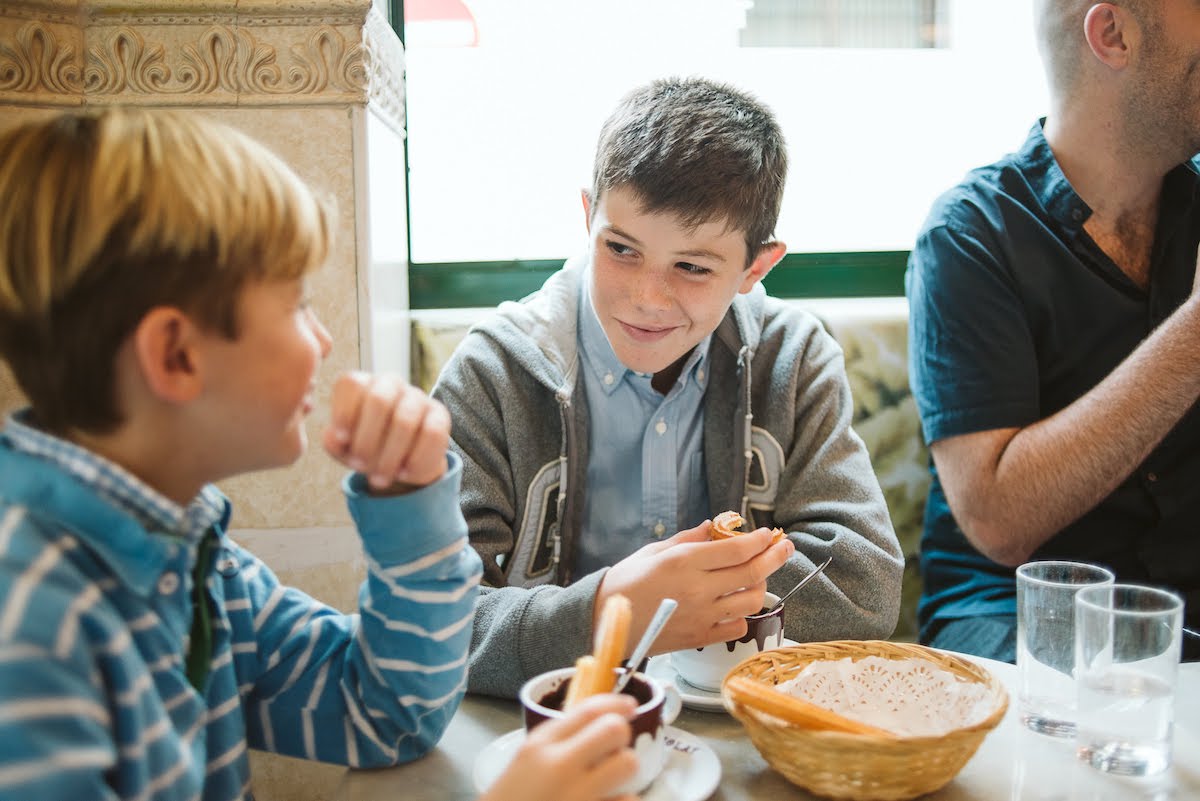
773, 656, 995, 737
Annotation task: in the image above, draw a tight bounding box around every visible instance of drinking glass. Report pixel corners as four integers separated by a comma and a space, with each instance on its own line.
1074, 583, 1183, 777
1016, 560, 1114, 737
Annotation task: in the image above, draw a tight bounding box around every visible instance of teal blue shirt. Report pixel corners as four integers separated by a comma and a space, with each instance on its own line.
576, 281, 711, 577
907, 121, 1200, 658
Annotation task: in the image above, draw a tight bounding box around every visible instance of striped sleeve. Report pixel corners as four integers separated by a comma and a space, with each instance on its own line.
0, 510, 120, 801
238, 453, 482, 766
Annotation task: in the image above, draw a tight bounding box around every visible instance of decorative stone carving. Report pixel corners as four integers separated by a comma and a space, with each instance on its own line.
0, 0, 405, 130
361, 6, 405, 133
0, 20, 82, 96
82, 25, 367, 96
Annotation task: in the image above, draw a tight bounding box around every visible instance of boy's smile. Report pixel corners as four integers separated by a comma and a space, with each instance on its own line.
585, 185, 783, 382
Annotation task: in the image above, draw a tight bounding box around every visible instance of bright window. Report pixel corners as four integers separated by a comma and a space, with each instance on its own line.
401, 0, 1048, 267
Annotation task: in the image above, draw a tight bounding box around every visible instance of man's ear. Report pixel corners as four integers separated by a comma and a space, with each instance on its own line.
1084, 3, 1132, 71
739, 241, 787, 294
580, 188, 593, 233
132, 307, 205, 404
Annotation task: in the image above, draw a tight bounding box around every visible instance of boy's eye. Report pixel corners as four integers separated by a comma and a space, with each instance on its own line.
605, 240, 635, 257
676, 262, 712, 276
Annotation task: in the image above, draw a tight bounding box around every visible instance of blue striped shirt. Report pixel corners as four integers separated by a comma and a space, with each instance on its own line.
0, 412, 482, 800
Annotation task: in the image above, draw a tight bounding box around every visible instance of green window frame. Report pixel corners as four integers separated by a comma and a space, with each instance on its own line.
408, 251, 908, 310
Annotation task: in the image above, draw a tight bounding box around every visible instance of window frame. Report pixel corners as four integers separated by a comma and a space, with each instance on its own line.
407, 252, 907, 310
390, 3, 908, 311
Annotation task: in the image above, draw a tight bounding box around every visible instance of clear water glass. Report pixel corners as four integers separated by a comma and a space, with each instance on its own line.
1074, 583, 1183, 777
1016, 560, 1115, 737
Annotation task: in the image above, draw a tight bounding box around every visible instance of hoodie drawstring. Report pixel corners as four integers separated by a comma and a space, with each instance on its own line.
737, 344, 755, 520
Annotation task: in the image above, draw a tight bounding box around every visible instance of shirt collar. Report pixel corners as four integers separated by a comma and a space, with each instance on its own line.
1022, 118, 1200, 234
1020, 119, 1092, 231
578, 276, 710, 396
5, 410, 226, 545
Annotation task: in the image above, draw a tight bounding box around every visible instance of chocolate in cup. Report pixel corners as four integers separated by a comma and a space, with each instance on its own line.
726, 601, 785, 653
518, 666, 681, 795
670, 591, 785, 692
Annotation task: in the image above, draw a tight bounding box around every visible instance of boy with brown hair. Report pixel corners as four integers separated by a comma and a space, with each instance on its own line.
0, 109, 637, 801
434, 76, 905, 697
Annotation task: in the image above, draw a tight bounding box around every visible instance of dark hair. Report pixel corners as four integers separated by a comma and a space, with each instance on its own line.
590, 76, 788, 263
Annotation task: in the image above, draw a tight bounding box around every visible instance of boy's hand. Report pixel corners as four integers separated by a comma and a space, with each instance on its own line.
478, 694, 638, 801
322, 371, 451, 492
596, 520, 795, 655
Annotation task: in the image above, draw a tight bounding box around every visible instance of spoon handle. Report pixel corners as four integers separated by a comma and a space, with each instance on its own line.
769, 555, 833, 613
612, 598, 677, 693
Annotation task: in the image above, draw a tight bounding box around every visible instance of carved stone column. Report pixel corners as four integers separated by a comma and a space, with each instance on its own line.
0, 0, 414, 594
1, 0, 409, 533
2, 3, 410, 798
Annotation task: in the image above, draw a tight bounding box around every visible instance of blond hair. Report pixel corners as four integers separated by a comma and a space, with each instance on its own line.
0, 109, 331, 433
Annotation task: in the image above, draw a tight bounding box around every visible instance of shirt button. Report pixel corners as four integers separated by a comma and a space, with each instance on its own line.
653, 522, 666, 537
1147, 472, 1158, 482
1071, 208, 1084, 222
697, 369, 705, 382
655, 420, 667, 435
157, 572, 180, 595
603, 372, 614, 386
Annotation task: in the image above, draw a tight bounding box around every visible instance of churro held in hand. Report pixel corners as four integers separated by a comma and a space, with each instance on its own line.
565, 594, 632, 708
712, 511, 786, 546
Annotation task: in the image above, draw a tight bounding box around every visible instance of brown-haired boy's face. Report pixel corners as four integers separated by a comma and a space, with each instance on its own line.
194, 278, 332, 476
585, 185, 776, 377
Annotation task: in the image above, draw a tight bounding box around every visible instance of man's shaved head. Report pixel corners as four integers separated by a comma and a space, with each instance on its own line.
1034, 0, 1156, 98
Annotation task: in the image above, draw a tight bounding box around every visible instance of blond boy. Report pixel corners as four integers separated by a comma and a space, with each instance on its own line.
0, 110, 636, 801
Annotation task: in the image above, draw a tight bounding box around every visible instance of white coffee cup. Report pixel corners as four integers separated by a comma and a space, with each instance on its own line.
670, 591, 785, 691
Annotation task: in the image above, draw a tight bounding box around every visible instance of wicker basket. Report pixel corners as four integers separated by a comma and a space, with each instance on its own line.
721, 640, 1009, 801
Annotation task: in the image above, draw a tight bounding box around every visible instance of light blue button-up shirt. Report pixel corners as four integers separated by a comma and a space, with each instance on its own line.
576, 282, 711, 577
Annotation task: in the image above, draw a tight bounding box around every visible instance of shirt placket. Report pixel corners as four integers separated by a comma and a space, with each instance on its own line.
642, 395, 679, 539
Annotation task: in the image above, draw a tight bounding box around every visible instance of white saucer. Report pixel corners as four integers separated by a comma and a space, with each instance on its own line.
473, 725, 720, 801
648, 639, 799, 712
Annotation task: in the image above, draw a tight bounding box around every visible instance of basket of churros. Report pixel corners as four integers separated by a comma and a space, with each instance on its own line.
721, 640, 1008, 801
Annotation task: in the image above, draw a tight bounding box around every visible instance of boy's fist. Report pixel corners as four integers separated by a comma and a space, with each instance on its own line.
322, 371, 451, 492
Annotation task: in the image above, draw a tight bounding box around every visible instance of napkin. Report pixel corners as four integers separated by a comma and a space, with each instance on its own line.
773, 656, 995, 737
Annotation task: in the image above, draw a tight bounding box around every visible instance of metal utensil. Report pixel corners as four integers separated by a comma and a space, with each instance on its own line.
612, 598, 678, 693
766, 555, 833, 615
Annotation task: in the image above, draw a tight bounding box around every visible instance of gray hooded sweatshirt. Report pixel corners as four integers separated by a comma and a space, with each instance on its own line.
433, 257, 903, 697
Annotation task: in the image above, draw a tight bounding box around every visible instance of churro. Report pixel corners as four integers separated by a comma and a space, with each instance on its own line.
563, 655, 599, 708
725, 676, 896, 737
711, 510, 785, 545
565, 594, 632, 708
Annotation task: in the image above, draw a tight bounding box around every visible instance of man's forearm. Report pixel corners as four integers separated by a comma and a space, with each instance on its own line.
942, 297, 1200, 564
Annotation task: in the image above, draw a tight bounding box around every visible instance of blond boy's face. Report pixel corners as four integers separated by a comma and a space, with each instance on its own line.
199, 277, 332, 474
585, 185, 779, 376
